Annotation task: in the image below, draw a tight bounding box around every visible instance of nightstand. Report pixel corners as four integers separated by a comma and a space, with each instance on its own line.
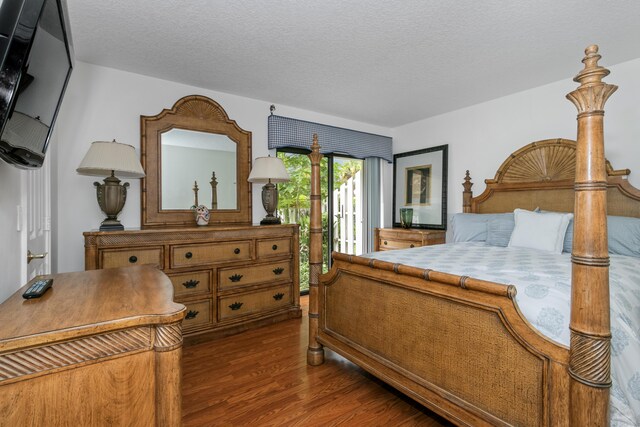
374, 228, 445, 251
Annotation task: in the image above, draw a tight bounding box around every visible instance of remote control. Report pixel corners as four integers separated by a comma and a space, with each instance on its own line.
22, 278, 53, 299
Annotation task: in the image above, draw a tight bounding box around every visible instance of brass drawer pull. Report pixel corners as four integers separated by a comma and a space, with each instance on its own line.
129, 255, 138, 263
410, 244, 415, 248
273, 267, 284, 275
229, 274, 243, 283
182, 279, 199, 289
185, 310, 199, 320
234, 248, 241, 254
272, 244, 278, 250
383, 241, 388, 245
273, 292, 284, 301
228, 302, 243, 311
185, 252, 193, 259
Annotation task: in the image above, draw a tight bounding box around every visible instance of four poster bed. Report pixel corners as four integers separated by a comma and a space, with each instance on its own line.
305, 46, 640, 426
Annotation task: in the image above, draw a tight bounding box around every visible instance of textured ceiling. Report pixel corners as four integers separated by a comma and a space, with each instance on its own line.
66, 0, 640, 127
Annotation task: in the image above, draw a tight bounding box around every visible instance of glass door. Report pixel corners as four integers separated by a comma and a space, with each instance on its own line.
277, 152, 365, 294
276, 151, 328, 294
330, 157, 364, 256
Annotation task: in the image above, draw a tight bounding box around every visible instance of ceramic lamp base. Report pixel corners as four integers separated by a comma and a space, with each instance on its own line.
95, 173, 129, 231
260, 182, 281, 225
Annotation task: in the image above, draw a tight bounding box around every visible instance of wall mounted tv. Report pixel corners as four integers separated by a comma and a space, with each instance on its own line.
0, 0, 73, 169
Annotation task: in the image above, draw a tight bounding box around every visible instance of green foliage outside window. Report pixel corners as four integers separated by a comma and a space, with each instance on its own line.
276, 152, 361, 292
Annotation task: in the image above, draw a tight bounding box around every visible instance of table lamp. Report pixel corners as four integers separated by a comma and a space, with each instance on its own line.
77, 140, 145, 231
248, 155, 290, 225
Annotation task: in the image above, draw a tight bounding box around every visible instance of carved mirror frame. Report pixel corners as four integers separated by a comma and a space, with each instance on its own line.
141, 95, 252, 228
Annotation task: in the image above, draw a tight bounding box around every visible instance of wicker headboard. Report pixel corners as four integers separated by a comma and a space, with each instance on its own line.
463, 138, 640, 217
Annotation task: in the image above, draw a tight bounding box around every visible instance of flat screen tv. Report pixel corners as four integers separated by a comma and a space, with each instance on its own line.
0, 0, 73, 169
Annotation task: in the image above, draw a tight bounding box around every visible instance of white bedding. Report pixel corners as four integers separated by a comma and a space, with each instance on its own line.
362, 242, 639, 426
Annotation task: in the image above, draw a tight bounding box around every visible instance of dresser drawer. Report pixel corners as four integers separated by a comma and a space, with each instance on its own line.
218, 285, 292, 321
168, 270, 211, 299
256, 238, 292, 259
376, 229, 445, 251
100, 247, 163, 269
171, 241, 252, 268
182, 299, 213, 332
218, 261, 292, 290
378, 239, 420, 251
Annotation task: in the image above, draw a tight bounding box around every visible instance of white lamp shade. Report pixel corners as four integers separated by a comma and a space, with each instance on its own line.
248, 156, 290, 183
77, 140, 145, 178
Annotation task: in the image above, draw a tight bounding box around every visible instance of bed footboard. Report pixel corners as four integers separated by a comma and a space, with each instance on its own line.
318, 254, 570, 427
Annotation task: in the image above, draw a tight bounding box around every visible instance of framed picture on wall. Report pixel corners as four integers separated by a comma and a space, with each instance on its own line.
392, 144, 448, 229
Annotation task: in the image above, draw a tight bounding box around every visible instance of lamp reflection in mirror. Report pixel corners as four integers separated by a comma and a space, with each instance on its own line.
77, 140, 145, 231
248, 155, 290, 225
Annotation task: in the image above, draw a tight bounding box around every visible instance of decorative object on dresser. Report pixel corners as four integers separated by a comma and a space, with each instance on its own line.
141, 95, 252, 228
191, 173, 219, 210
76, 140, 145, 230
248, 155, 290, 225
194, 204, 210, 226
84, 224, 301, 342
399, 207, 413, 228
0, 266, 185, 426
393, 144, 448, 229
374, 227, 445, 251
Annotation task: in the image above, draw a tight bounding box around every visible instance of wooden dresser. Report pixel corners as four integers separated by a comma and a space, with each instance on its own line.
374, 227, 446, 251
0, 266, 185, 426
84, 224, 302, 342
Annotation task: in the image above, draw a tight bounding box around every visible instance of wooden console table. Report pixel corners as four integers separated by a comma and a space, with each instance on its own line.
0, 266, 185, 426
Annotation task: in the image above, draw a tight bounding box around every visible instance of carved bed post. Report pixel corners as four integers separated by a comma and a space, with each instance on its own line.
566, 45, 617, 425
462, 170, 473, 213
307, 134, 325, 365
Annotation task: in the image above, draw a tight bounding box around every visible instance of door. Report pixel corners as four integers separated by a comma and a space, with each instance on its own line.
21, 154, 51, 282
331, 157, 364, 256
276, 151, 364, 294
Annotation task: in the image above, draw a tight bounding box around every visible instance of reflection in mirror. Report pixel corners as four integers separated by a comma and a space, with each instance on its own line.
161, 129, 237, 210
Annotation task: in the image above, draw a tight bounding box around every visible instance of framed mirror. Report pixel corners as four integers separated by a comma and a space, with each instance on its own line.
141, 95, 252, 228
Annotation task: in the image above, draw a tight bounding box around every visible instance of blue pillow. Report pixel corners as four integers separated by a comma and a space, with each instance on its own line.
561, 215, 639, 257
451, 213, 514, 243
608, 216, 640, 257
563, 219, 573, 253
451, 214, 488, 242
486, 215, 516, 247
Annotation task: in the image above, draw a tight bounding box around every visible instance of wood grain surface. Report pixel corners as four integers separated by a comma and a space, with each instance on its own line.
0, 266, 185, 426
183, 296, 451, 426
0, 266, 184, 352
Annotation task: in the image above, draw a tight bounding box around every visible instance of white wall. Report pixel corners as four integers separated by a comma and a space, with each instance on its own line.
53, 61, 391, 274
0, 163, 23, 302
391, 57, 640, 233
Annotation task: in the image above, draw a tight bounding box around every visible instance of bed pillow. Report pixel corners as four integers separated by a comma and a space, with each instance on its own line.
508, 209, 573, 253
562, 219, 573, 253
608, 216, 640, 257
561, 215, 639, 257
451, 213, 514, 243
536, 210, 573, 252
451, 213, 489, 242
486, 215, 516, 247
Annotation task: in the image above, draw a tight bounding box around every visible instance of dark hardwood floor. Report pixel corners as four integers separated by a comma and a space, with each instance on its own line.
182, 296, 453, 426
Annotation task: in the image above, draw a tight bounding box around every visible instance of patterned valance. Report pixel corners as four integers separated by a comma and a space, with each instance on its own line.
268, 115, 393, 163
